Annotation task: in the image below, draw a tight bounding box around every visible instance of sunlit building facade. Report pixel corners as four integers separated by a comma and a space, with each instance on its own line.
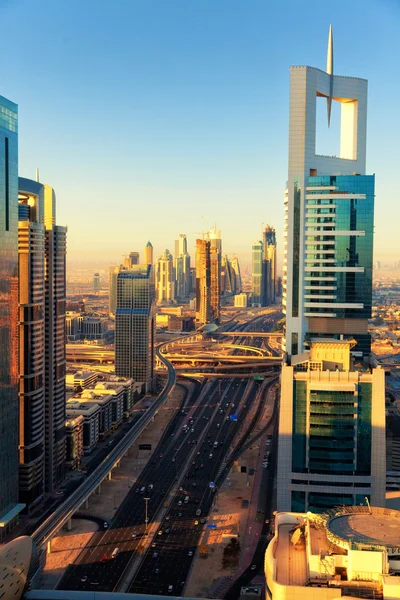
115, 265, 156, 392
144, 241, 153, 266
109, 265, 120, 316
156, 249, 175, 303
251, 240, 263, 307
277, 339, 386, 512
175, 234, 191, 299
0, 95, 21, 531
278, 29, 384, 514
18, 176, 67, 496
283, 30, 373, 359
195, 239, 220, 325
262, 224, 277, 305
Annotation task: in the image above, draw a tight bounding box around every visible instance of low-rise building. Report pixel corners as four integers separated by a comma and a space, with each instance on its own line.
66, 401, 100, 454
72, 370, 99, 390
265, 508, 400, 600
234, 293, 248, 307
65, 415, 84, 469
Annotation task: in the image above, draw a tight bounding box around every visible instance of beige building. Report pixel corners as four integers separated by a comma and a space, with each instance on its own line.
265, 508, 400, 600
234, 293, 248, 307
195, 238, 221, 325
65, 415, 84, 469
156, 249, 175, 303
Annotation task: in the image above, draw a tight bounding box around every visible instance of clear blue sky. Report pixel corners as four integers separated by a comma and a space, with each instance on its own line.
1, 0, 399, 269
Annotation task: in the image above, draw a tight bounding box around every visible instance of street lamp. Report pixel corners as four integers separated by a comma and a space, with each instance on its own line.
144, 497, 150, 532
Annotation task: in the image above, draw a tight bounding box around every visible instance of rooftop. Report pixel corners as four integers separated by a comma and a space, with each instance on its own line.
327, 506, 400, 552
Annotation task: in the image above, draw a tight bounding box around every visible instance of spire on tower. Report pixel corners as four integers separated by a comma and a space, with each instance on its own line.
326, 24, 334, 127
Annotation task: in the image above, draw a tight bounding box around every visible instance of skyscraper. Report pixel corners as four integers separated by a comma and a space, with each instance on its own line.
115, 265, 156, 393
17, 180, 45, 508
156, 249, 175, 303
19, 176, 67, 494
230, 257, 242, 293
175, 233, 187, 257
174, 234, 191, 299
93, 272, 100, 291
251, 240, 263, 306
208, 225, 222, 254
144, 241, 153, 266
283, 26, 373, 359
109, 265, 120, 316
0, 95, 22, 531
195, 239, 220, 325
277, 28, 385, 513
262, 225, 277, 305
129, 252, 139, 266
278, 339, 386, 512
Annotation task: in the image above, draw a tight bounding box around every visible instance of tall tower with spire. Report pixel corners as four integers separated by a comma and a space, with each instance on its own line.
278, 28, 385, 515
283, 25, 372, 359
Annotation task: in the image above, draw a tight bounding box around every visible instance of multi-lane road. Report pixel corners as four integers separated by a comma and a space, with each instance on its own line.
59, 378, 260, 593
58, 309, 282, 595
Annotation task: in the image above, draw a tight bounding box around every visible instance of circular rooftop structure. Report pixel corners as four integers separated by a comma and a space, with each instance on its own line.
326, 507, 400, 554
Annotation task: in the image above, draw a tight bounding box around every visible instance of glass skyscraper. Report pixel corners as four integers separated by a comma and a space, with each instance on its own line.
115, 265, 156, 392
277, 29, 385, 513
251, 240, 263, 306
0, 95, 24, 534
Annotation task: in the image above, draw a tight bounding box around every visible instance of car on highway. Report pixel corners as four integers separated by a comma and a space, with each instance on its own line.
209, 453, 213, 458
132, 531, 137, 538
188, 550, 193, 556
81, 575, 88, 583
158, 530, 163, 535
103, 522, 108, 529
168, 585, 174, 593
194, 520, 199, 525
165, 515, 170, 521
55, 491, 64, 496
200, 518, 206, 524
172, 457, 176, 462
178, 500, 182, 506
101, 555, 108, 562
165, 527, 171, 533
153, 552, 158, 558
111, 548, 120, 558
154, 568, 160, 574
251, 564, 257, 571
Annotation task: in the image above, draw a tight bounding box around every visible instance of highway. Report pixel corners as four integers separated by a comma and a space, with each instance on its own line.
58, 378, 260, 593
31, 339, 177, 551
55, 309, 282, 595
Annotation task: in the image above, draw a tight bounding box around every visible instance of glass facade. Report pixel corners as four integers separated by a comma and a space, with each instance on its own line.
115, 265, 156, 393
292, 380, 372, 478
251, 241, 263, 305
305, 175, 374, 318
0, 95, 19, 521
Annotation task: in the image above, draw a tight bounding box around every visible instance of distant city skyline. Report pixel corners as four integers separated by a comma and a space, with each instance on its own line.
1, 0, 399, 266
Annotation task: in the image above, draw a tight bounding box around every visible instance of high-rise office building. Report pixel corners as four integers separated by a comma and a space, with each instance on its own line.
195, 239, 220, 324
18, 176, 67, 495
144, 241, 153, 266
251, 240, 263, 306
175, 233, 187, 257
109, 265, 120, 316
115, 265, 156, 393
93, 272, 100, 291
262, 225, 277, 305
230, 257, 242, 293
277, 28, 384, 513
156, 249, 175, 303
129, 252, 139, 266
283, 26, 373, 359
0, 95, 22, 532
208, 225, 222, 254
174, 234, 191, 299
277, 339, 386, 511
